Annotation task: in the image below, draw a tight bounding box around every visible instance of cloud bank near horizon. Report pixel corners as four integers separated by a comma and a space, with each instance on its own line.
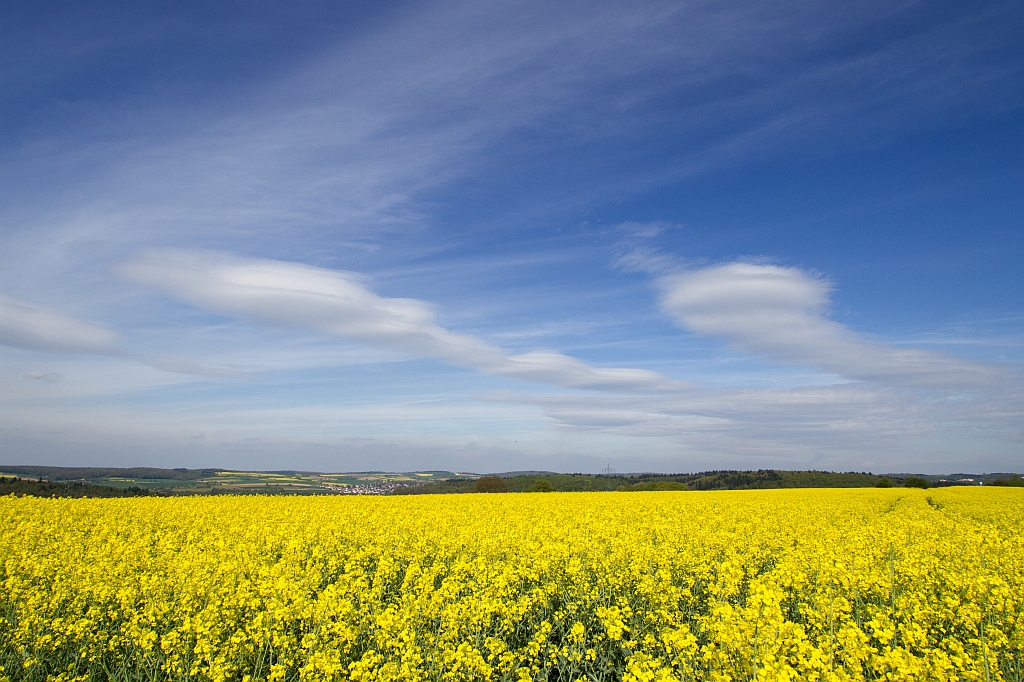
0, 249, 1017, 472
3, 247, 1016, 469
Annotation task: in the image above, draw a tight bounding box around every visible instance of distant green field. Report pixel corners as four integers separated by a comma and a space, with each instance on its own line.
0, 466, 477, 495
1, 465, 1015, 498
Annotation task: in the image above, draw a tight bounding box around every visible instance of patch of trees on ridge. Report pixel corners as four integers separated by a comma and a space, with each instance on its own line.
0, 476, 155, 498
0, 466, 216, 482
392, 470, 901, 494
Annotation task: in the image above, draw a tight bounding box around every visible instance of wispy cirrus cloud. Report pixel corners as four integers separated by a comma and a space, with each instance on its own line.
0, 294, 245, 379
24, 371, 66, 383
119, 249, 678, 392
658, 263, 1004, 387
502, 377, 1024, 464
0, 296, 120, 355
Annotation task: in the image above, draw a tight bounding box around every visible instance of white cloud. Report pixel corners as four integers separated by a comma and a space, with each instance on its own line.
0, 295, 120, 355
494, 350, 670, 391
659, 263, 1003, 387
24, 371, 65, 382
0, 294, 249, 379
119, 249, 678, 392
144, 356, 251, 379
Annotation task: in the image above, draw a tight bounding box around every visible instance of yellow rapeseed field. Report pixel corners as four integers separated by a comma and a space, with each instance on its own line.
1, 488, 1021, 681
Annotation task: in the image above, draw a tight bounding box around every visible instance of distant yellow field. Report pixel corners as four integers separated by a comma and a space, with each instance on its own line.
1, 489, 1021, 681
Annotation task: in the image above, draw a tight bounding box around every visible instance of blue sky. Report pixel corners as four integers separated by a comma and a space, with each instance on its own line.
1, 0, 1021, 474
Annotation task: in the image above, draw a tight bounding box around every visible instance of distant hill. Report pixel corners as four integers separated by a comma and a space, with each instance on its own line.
0, 465, 475, 497
393, 470, 888, 494
0, 475, 155, 498
0, 465, 217, 481
392, 469, 1022, 494
2, 465, 1018, 498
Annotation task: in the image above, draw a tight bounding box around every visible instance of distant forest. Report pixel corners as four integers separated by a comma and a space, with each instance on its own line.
2, 465, 1020, 498
394, 470, 886, 494
0, 476, 154, 498
0, 465, 217, 481
388, 470, 1023, 494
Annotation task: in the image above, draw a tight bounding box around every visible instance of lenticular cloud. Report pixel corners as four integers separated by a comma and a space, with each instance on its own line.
120, 249, 677, 392
659, 262, 999, 387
